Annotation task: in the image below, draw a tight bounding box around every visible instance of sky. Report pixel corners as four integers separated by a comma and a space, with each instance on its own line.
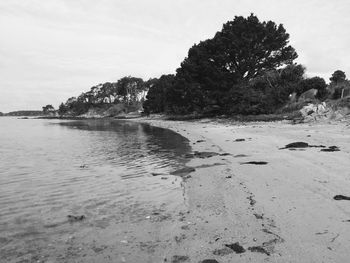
1, 0, 350, 112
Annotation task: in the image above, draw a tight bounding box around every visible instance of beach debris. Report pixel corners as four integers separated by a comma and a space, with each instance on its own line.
308, 145, 326, 148
79, 164, 88, 168
280, 142, 327, 150
225, 242, 246, 253
184, 153, 194, 158
182, 174, 192, 180
184, 151, 219, 159
194, 151, 219, 158
194, 163, 225, 169
170, 167, 195, 176
152, 214, 172, 222
257, 235, 285, 254
254, 213, 264, 219
200, 260, 219, 263
225, 175, 232, 179
171, 255, 189, 263
248, 246, 270, 256
67, 215, 85, 222
321, 146, 340, 152
235, 138, 245, 142
330, 233, 340, 242
151, 172, 166, 176
282, 142, 309, 149
196, 140, 205, 143
213, 247, 233, 255
334, 195, 350, 200
315, 230, 328, 235
120, 240, 128, 244
241, 161, 268, 165
248, 196, 256, 206
219, 153, 231, 156
234, 154, 249, 158
161, 177, 168, 180
152, 211, 161, 215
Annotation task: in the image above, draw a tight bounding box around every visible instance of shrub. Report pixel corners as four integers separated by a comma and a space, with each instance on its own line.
298, 77, 327, 99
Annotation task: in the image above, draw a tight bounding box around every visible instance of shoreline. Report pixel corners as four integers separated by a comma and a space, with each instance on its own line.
128, 117, 350, 262
5, 116, 350, 262
13, 115, 350, 261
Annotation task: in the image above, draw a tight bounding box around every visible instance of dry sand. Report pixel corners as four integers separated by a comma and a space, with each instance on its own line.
128, 118, 350, 263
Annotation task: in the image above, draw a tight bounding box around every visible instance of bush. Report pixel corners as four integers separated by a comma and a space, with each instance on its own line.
298, 77, 327, 99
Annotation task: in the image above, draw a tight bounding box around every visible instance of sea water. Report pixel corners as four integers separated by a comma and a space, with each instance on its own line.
0, 118, 191, 262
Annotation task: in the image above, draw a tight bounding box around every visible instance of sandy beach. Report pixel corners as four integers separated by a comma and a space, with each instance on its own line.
127, 118, 350, 263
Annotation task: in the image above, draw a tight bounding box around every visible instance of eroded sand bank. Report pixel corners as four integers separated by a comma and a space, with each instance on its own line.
129, 118, 350, 263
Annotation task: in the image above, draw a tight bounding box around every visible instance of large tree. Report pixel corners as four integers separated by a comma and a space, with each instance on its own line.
215, 14, 297, 80
168, 14, 298, 114
329, 70, 350, 99
42, 104, 55, 114
116, 77, 145, 104
330, 70, 346, 84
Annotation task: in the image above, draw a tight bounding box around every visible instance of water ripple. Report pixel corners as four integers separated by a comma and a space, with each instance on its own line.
0, 118, 191, 261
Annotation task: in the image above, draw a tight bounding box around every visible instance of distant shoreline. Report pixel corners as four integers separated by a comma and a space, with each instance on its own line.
32, 111, 302, 123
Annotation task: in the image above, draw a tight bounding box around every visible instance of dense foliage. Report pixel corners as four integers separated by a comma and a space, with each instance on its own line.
4, 111, 43, 116
143, 74, 175, 114
298, 77, 328, 99
42, 104, 55, 114
55, 14, 348, 117
328, 70, 350, 99
58, 76, 149, 116
169, 15, 297, 114
142, 15, 349, 115
145, 14, 304, 115
330, 70, 346, 84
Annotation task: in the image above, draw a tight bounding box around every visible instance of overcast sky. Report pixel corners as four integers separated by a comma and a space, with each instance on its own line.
1, 0, 350, 112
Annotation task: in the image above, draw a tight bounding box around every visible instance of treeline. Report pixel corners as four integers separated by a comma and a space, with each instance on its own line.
143, 14, 349, 115
58, 76, 152, 116
56, 14, 350, 117
3, 111, 43, 116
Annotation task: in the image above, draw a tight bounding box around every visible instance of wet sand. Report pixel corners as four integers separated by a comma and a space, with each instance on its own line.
129, 118, 350, 262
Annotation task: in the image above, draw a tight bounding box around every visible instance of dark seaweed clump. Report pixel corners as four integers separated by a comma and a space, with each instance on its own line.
241, 161, 268, 165
225, 242, 246, 253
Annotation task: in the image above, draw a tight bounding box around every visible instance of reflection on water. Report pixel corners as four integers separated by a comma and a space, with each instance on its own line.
0, 118, 191, 262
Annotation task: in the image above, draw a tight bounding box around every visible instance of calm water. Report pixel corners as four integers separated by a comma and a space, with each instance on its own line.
0, 118, 191, 262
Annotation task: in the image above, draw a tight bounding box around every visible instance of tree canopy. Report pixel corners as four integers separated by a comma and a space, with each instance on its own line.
213, 14, 297, 80
57, 76, 148, 116
164, 14, 298, 114
299, 77, 327, 99
329, 70, 350, 99
330, 70, 346, 84
42, 104, 55, 114
143, 74, 175, 114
